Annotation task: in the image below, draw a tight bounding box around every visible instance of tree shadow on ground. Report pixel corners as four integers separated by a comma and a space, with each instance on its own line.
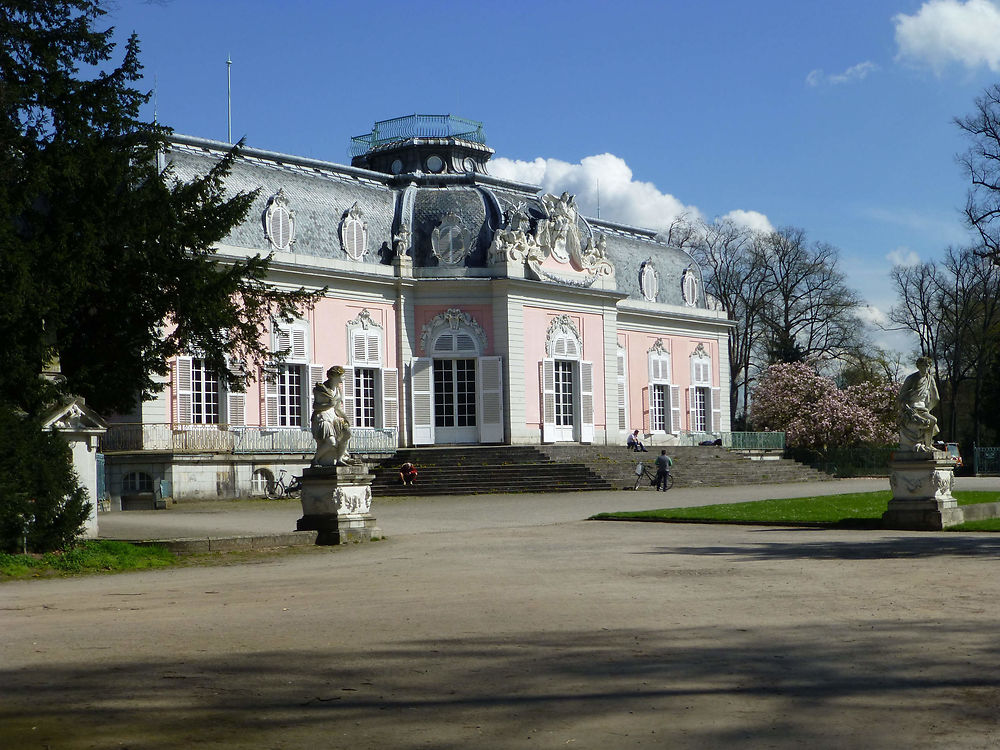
642, 531, 1000, 561
2, 621, 998, 750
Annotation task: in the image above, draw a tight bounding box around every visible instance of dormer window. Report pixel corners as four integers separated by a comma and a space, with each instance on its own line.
682, 267, 700, 307
263, 189, 294, 251
340, 202, 368, 260
640, 259, 658, 302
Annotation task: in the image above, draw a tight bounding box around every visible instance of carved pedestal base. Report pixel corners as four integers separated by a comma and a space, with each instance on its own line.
883, 451, 963, 530
296, 464, 378, 545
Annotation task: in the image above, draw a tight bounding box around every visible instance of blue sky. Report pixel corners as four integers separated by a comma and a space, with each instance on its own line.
105, 0, 1000, 353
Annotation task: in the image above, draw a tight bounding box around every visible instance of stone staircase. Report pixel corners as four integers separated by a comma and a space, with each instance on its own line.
537, 445, 833, 490
369, 446, 613, 496
368, 444, 831, 496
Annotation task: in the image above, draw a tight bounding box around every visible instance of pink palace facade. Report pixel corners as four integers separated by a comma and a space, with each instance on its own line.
102, 116, 734, 500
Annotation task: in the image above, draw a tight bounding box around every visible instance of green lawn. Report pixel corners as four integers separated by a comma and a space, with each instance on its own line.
591, 490, 1000, 531
0, 540, 177, 579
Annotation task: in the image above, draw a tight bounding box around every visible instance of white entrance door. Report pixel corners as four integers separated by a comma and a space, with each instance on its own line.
433, 358, 479, 443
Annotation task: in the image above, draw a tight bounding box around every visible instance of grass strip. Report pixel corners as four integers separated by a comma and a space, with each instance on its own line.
0, 540, 176, 580
591, 490, 1000, 531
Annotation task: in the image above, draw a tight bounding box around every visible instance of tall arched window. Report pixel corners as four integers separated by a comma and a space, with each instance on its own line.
540, 315, 593, 444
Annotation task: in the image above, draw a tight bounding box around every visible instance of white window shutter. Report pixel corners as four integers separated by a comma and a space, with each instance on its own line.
541, 358, 556, 443
367, 333, 381, 365
579, 360, 594, 444
711, 386, 722, 432
262, 367, 279, 428
670, 384, 682, 433
411, 358, 435, 445
307, 364, 324, 429
641, 386, 650, 434
477, 356, 504, 443
223, 359, 245, 427
274, 328, 291, 354
687, 387, 695, 432
292, 328, 308, 361
617, 377, 627, 432
342, 366, 356, 427
174, 356, 193, 425
352, 331, 367, 364
381, 368, 399, 430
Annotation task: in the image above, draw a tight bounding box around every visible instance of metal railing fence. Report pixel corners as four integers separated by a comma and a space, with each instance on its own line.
673, 431, 786, 450
350, 114, 486, 156
974, 446, 1000, 475
99, 423, 398, 456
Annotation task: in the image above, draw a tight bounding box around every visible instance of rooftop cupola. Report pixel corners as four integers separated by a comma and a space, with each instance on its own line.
349, 114, 494, 176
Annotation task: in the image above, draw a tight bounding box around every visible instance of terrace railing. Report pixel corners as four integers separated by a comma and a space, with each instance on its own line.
350, 114, 486, 156
100, 423, 398, 456
674, 431, 786, 450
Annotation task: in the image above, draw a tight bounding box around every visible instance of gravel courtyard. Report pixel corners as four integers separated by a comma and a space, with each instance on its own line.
3, 479, 999, 749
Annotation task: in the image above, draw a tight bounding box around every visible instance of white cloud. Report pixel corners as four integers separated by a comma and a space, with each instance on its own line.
806, 61, 878, 86
895, 0, 1000, 71
857, 304, 889, 326
886, 246, 922, 266
719, 209, 774, 234
490, 153, 702, 233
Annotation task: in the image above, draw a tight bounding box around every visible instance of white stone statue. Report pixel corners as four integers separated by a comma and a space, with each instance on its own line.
897, 356, 939, 453
310, 366, 355, 467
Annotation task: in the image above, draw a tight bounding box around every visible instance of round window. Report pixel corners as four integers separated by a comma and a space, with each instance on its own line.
390, 159, 404, 175
463, 157, 476, 173
426, 155, 444, 173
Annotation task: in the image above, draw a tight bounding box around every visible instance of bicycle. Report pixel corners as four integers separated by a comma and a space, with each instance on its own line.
265, 469, 302, 499
633, 461, 673, 491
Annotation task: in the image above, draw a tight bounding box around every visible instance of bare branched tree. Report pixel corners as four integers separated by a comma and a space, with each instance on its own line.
956, 84, 1000, 261
756, 227, 865, 365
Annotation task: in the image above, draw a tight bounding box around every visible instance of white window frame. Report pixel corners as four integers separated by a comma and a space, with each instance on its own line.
645, 340, 678, 434
689, 344, 720, 433
263, 321, 319, 430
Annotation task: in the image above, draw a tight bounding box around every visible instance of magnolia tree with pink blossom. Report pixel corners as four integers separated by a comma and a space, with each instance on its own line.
750, 362, 898, 455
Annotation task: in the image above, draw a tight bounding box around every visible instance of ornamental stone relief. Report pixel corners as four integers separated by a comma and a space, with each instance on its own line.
488, 194, 614, 287
334, 485, 372, 515
545, 315, 583, 357
431, 212, 470, 265
419, 308, 488, 353
346, 308, 381, 331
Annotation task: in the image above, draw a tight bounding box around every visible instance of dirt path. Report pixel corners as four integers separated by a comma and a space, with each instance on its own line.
4, 493, 1000, 748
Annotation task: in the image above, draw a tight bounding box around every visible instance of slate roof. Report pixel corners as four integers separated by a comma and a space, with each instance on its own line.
165, 134, 710, 309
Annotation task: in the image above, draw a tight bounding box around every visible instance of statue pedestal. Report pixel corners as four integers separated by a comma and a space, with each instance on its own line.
296, 464, 377, 545
883, 451, 963, 530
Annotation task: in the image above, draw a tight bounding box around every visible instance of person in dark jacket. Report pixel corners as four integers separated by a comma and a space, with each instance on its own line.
654, 450, 673, 491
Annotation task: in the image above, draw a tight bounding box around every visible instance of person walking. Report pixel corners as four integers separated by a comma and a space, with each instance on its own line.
654, 449, 673, 491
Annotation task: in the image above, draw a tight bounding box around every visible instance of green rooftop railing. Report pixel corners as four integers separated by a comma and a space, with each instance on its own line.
350, 114, 486, 157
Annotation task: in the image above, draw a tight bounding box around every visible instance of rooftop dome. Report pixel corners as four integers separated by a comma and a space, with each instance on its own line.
350, 114, 494, 176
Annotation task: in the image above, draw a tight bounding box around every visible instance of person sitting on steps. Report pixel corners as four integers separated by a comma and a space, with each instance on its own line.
627, 429, 648, 452
399, 462, 418, 486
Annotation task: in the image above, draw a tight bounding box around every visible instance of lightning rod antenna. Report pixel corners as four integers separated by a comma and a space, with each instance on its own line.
227, 55, 232, 144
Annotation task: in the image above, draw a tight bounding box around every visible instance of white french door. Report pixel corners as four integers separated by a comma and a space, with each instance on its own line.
433, 358, 478, 443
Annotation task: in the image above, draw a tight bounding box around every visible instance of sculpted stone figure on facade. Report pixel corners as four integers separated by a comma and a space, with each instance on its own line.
310, 366, 355, 466
897, 356, 940, 453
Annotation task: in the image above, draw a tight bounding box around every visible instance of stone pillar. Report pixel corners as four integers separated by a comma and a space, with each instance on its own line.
296, 464, 378, 544
884, 451, 963, 530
